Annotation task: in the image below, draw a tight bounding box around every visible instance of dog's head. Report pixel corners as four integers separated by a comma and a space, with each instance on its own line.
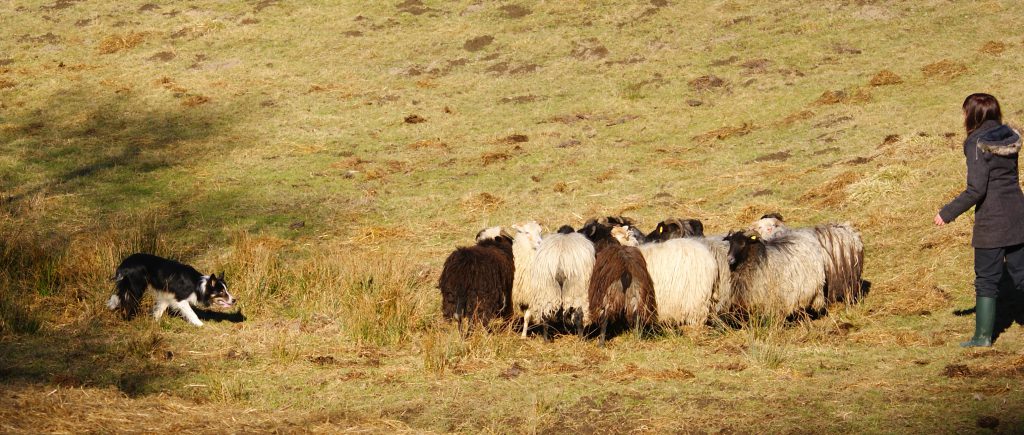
203, 273, 236, 309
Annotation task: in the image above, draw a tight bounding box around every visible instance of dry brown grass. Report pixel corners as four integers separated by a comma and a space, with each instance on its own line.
798, 171, 861, 207
869, 70, 903, 86
692, 122, 756, 143
922, 59, 968, 80
97, 32, 147, 54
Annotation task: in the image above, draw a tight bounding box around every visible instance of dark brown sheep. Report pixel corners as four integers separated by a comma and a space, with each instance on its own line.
438, 229, 515, 335
587, 243, 657, 345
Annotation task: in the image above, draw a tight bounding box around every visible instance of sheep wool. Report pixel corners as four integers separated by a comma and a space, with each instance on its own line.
532, 231, 596, 328
638, 238, 719, 326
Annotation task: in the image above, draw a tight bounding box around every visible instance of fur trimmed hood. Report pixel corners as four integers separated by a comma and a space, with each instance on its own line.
977, 123, 1021, 156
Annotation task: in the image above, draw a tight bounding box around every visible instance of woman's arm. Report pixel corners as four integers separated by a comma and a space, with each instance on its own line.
938, 147, 990, 223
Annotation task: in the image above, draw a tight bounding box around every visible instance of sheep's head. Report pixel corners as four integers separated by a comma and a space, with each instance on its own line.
749, 217, 786, 241
475, 226, 511, 243
578, 220, 615, 245
724, 230, 763, 270
610, 226, 641, 247
512, 221, 543, 249
598, 216, 635, 226
646, 218, 703, 242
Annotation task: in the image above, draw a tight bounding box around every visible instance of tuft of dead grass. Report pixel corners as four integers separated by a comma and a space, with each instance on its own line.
978, 41, 1009, 55
799, 171, 861, 207
815, 88, 871, 105
922, 59, 968, 80
869, 70, 903, 86
461, 192, 504, 213
97, 32, 147, 54
692, 122, 755, 143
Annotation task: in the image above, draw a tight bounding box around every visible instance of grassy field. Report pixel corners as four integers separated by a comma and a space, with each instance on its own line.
3, 0, 1024, 432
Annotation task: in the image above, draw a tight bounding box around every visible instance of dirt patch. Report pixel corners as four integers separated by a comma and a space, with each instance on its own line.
780, 110, 814, 125
605, 56, 645, 66
397, 0, 436, 15
846, 156, 871, 165
751, 189, 773, 197
98, 32, 147, 54
500, 134, 529, 144
942, 364, 970, 378
462, 192, 504, 211
499, 95, 545, 104
692, 122, 755, 143
500, 4, 531, 18
611, 363, 695, 381
799, 170, 860, 206
689, 75, 727, 91
404, 114, 426, 124
407, 139, 447, 150
813, 146, 840, 155
686, 99, 703, 107
308, 355, 337, 366
0, 79, 15, 90
570, 38, 609, 60
40, 0, 81, 10
815, 88, 871, 105
481, 152, 510, 166
464, 35, 494, 52
977, 416, 1000, 430
240, 17, 259, 25
19, 33, 63, 44
148, 51, 175, 62
486, 61, 509, 74
922, 59, 967, 80
343, 30, 363, 37
557, 139, 581, 148
181, 95, 210, 107
979, 41, 1008, 55
869, 69, 903, 86
510, 63, 539, 74
254, 0, 280, 13
138, 3, 160, 12
832, 43, 861, 55
740, 58, 771, 73
710, 55, 738, 67
814, 115, 853, 128
753, 150, 790, 163
498, 362, 526, 379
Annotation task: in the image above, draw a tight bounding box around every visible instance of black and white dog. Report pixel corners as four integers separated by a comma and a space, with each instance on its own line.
107, 253, 236, 327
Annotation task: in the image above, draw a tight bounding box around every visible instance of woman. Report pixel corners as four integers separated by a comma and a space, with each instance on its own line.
935, 93, 1024, 347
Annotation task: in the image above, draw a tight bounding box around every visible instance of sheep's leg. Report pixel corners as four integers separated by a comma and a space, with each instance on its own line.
574, 309, 584, 339
599, 316, 608, 347
542, 322, 551, 343
456, 299, 467, 338
521, 310, 531, 339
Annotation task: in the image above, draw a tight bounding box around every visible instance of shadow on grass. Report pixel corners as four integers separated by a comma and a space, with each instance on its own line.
0, 87, 233, 210
0, 318, 183, 397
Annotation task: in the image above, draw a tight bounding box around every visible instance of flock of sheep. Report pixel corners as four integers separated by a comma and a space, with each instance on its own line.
438, 214, 864, 344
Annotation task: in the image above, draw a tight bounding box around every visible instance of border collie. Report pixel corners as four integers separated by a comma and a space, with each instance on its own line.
106, 253, 236, 327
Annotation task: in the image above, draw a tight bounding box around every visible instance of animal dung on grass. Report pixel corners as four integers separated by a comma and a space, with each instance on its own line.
921, 59, 967, 81
464, 35, 494, 52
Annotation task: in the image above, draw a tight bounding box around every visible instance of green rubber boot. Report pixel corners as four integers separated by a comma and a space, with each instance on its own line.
960, 296, 996, 348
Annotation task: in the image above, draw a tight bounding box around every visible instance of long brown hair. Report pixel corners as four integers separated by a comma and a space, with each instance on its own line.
963, 93, 1002, 134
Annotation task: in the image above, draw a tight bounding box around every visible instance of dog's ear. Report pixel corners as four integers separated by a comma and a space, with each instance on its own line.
209, 273, 217, 281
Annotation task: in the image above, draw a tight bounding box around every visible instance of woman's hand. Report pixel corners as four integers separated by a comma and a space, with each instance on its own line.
934, 214, 946, 226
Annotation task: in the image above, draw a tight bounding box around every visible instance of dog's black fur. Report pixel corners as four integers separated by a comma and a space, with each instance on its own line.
108, 253, 236, 326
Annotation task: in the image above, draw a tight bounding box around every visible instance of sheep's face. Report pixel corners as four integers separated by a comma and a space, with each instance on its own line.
749, 217, 785, 240
724, 231, 761, 270
610, 226, 641, 247
647, 218, 705, 242
578, 221, 615, 244
475, 226, 505, 242
512, 221, 543, 249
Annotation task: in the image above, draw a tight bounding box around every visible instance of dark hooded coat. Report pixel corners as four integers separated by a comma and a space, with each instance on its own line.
939, 120, 1024, 248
